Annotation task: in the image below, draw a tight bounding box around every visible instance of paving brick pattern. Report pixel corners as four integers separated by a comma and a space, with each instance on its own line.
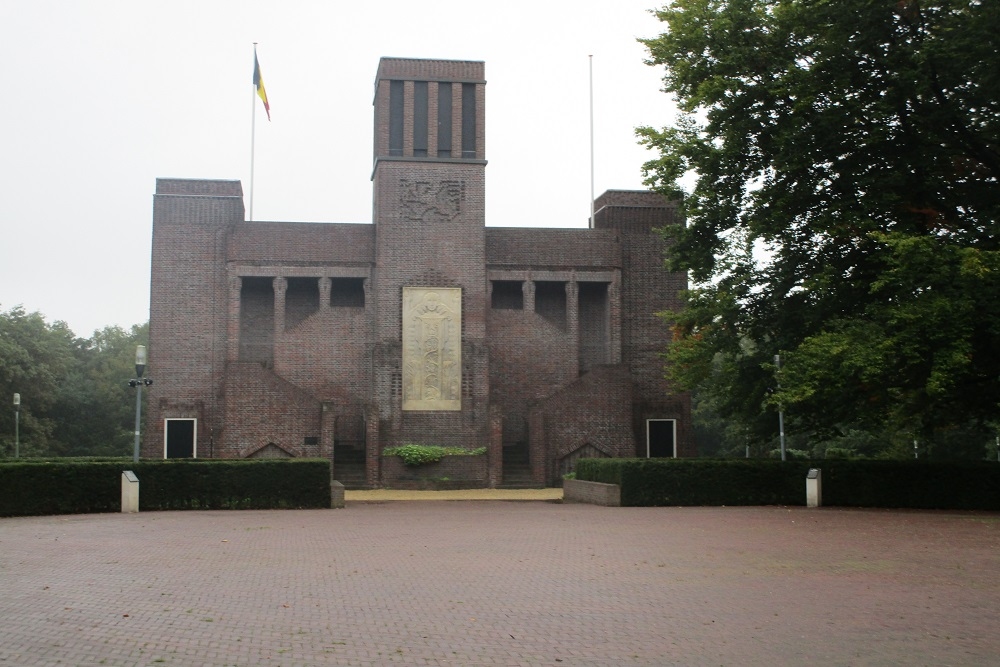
2, 503, 999, 666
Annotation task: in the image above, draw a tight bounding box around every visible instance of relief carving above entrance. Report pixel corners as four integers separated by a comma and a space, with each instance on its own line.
402, 287, 462, 411
400, 180, 464, 222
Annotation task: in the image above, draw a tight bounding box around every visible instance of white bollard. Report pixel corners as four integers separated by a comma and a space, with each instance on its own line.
806, 468, 822, 508
121, 470, 139, 513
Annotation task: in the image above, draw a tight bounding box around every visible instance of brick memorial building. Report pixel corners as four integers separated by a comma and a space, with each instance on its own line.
146, 57, 691, 488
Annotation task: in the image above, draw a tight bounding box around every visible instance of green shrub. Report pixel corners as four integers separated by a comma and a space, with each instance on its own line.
383, 444, 487, 466
0, 458, 332, 517
824, 447, 855, 459
574, 458, 1000, 509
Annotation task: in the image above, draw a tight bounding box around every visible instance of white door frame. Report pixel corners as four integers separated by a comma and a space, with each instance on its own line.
646, 418, 677, 458
163, 418, 198, 459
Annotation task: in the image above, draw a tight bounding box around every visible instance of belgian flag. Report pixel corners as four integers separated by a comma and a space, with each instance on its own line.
253, 48, 270, 121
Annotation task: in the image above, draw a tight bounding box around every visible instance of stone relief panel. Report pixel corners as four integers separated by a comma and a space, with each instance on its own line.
402, 287, 462, 411
400, 180, 464, 222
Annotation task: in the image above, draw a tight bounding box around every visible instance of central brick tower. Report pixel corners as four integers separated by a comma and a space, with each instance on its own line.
368, 58, 493, 483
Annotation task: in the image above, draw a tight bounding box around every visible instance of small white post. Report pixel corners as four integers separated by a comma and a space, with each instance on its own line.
121, 471, 139, 513
806, 468, 822, 508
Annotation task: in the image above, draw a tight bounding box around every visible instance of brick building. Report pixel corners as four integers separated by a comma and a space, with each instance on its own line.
146, 57, 691, 487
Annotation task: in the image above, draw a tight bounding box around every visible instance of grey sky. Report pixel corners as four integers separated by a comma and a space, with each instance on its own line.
0, 0, 674, 337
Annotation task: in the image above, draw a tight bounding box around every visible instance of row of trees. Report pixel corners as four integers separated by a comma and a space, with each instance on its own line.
0, 305, 148, 458
640, 0, 999, 460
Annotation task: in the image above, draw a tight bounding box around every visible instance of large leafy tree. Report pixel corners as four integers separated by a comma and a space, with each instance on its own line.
0, 306, 76, 454
50, 323, 150, 457
0, 306, 148, 457
639, 0, 1000, 455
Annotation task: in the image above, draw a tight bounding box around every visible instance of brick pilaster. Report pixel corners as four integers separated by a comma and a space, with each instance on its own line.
609, 270, 622, 364
227, 275, 241, 362
566, 275, 579, 377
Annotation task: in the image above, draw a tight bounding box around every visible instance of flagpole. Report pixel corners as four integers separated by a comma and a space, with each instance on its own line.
589, 54, 595, 229
249, 42, 257, 222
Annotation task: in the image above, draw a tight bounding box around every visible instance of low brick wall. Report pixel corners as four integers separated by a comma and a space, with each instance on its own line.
381, 455, 488, 489
563, 479, 621, 506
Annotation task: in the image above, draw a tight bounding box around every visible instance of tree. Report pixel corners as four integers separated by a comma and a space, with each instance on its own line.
0, 305, 148, 457
639, 0, 1000, 455
50, 323, 149, 457
0, 306, 78, 455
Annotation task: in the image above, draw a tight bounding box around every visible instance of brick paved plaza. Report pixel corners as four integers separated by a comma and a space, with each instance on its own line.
2, 500, 998, 666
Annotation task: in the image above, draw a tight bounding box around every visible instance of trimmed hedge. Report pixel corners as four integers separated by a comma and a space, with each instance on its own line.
574, 458, 1000, 510
0, 458, 332, 517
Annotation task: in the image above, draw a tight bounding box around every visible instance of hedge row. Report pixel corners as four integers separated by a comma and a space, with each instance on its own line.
574, 458, 1000, 510
0, 458, 332, 517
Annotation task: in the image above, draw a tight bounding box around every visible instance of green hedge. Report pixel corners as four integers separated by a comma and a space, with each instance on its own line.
574, 458, 1000, 510
0, 458, 332, 517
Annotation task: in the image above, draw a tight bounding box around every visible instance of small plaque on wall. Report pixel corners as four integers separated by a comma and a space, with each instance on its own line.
402, 287, 462, 411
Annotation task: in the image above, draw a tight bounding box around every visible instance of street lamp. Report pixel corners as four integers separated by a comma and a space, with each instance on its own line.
128, 345, 153, 463
774, 354, 786, 461
13, 393, 20, 459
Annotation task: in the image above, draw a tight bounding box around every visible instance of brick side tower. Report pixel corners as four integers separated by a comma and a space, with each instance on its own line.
146, 179, 244, 458
369, 58, 491, 481
593, 191, 693, 457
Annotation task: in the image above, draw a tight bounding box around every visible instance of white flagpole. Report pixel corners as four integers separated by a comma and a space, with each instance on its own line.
589, 54, 595, 229
249, 42, 257, 222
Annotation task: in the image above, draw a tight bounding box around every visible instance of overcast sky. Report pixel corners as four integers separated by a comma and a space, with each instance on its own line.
0, 0, 676, 337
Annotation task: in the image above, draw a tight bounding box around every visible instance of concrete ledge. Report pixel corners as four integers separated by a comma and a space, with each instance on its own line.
563, 479, 621, 506
331, 481, 345, 509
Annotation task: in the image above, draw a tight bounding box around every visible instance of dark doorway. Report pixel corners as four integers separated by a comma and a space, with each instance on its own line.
165, 419, 196, 458
646, 419, 676, 458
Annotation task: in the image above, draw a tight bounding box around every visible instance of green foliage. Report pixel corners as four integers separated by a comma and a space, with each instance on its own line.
577, 458, 801, 506
639, 0, 1000, 456
0, 459, 332, 516
575, 458, 1000, 509
0, 305, 148, 458
382, 444, 486, 466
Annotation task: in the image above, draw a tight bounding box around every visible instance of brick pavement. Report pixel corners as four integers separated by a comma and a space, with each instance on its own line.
1, 502, 998, 666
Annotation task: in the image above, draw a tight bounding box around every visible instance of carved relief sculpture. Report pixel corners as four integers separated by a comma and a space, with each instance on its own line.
400, 180, 464, 222
402, 287, 462, 410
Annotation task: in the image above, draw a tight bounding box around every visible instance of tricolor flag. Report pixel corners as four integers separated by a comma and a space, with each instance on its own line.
253, 48, 270, 121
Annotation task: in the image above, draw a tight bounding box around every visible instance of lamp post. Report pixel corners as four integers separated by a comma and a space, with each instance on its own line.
128, 346, 153, 463
774, 354, 786, 461
13, 393, 20, 459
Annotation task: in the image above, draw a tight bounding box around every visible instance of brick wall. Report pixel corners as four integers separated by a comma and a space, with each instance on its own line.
145, 61, 695, 485
595, 190, 693, 456
381, 454, 488, 489
146, 179, 243, 457
221, 362, 322, 459
532, 365, 635, 485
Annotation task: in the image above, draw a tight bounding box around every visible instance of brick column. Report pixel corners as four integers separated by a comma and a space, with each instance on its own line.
566, 275, 579, 377
523, 277, 535, 313
320, 403, 336, 461
227, 275, 241, 362
427, 81, 439, 158
609, 270, 622, 364
319, 277, 331, 312
365, 409, 380, 488
403, 80, 415, 157
488, 404, 503, 488
528, 407, 547, 486
272, 277, 286, 373
273, 277, 287, 336
451, 83, 462, 157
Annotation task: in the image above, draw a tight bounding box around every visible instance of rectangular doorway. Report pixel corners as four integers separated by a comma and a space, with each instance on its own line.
164, 418, 197, 458
646, 419, 676, 458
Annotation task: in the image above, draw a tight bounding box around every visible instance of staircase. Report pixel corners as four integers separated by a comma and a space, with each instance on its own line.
500, 443, 540, 488
333, 445, 368, 489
